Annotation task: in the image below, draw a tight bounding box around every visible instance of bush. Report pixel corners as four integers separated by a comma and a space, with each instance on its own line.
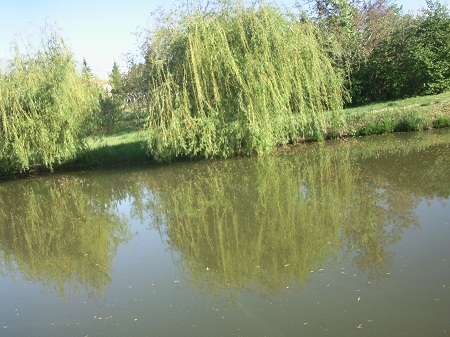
351, 1, 450, 104
98, 95, 124, 134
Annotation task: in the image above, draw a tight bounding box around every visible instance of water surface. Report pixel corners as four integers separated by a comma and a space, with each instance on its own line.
1, 129, 449, 336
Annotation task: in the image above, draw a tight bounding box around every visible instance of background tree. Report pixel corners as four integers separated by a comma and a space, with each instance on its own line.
93, 62, 126, 134
122, 55, 150, 94
82, 57, 93, 78
355, 0, 450, 102
305, 0, 402, 104
109, 61, 123, 95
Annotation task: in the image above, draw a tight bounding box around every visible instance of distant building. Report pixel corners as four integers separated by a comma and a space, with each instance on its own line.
103, 82, 112, 97
93, 78, 113, 97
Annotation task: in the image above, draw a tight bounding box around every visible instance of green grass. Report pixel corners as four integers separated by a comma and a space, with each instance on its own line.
59, 130, 149, 170
80, 91, 449, 165
327, 92, 450, 138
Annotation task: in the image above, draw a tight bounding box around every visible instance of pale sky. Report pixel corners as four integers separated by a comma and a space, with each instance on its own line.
0, 0, 441, 79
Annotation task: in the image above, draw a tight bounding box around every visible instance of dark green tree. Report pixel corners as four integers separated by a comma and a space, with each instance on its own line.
355, 0, 450, 102
109, 61, 123, 95
413, 0, 450, 94
305, 0, 402, 105
82, 57, 93, 77
122, 55, 149, 94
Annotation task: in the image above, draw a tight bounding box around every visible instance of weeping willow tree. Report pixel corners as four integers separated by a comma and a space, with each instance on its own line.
144, 0, 345, 161
0, 27, 100, 174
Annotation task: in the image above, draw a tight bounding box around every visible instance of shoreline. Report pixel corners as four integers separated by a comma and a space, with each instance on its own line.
1, 93, 449, 181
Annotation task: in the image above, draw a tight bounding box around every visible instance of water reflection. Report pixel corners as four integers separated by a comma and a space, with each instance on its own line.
0, 130, 449, 300
0, 176, 131, 299
147, 137, 442, 296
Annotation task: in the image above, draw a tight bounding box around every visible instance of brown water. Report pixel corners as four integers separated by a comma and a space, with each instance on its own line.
1, 129, 449, 337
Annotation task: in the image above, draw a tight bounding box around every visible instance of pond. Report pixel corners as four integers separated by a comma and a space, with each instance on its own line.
1, 129, 449, 337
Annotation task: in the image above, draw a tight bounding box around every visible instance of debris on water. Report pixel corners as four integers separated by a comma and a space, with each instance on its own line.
356, 324, 363, 329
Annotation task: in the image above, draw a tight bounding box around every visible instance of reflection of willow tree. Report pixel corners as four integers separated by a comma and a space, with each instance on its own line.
147, 146, 377, 297
0, 176, 131, 298
153, 150, 355, 297
148, 131, 450, 296
1, 130, 447, 300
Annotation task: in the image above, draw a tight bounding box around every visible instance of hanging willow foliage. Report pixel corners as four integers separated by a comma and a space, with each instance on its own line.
144, 0, 345, 161
0, 27, 100, 173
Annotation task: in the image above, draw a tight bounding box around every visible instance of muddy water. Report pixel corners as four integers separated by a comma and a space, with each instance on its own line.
1, 129, 449, 336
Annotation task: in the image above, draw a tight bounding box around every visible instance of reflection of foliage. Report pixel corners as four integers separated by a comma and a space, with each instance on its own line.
1, 130, 448, 300
357, 131, 450, 199
150, 150, 354, 298
0, 176, 131, 299
340, 131, 450, 280
147, 130, 450, 295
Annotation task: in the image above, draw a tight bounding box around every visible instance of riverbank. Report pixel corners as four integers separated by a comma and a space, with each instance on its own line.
1, 91, 449, 180
339, 92, 450, 137
67, 91, 450, 168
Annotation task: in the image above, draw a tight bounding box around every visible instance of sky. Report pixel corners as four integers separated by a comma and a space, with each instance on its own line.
0, 0, 443, 79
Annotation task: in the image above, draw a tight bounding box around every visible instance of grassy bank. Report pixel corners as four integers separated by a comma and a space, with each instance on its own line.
336, 92, 450, 138
68, 91, 450, 168
1, 92, 449, 180
59, 131, 148, 170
